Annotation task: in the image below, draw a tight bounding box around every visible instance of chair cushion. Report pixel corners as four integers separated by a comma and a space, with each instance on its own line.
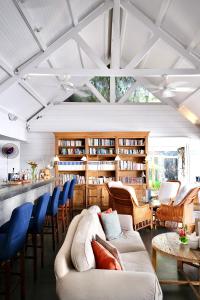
108, 181, 123, 188
91, 240, 122, 270
120, 251, 154, 273
101, 211, 122, 240
71, 212, 97, 272
96, 234, 124, 270
158, 182, 180, 204
109, 231, 146, 253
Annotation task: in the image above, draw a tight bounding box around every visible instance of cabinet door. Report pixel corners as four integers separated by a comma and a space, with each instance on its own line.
73, 185, 86, 209
100, 186, 109, 209
87, 185, 102, 207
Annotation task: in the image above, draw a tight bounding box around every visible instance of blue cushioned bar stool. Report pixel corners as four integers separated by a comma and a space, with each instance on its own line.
68, 178, 76, 221
26, 192, 50, 281
44, 186, 61, 251
0, 202, 33, 300
58, 181, 70, 232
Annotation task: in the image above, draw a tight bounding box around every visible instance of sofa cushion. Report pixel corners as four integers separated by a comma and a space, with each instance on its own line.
101, 210, 122, 240
96, 234, 124, 270
88, 205, 101, 214
120, 251, 154, 273
71, 212, 96, 272
109, 231, 145, 253
91, 240, 122, 270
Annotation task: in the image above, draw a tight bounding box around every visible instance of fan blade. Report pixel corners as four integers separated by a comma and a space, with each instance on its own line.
167, 81, 189, 88
74, 89, 89, 97
170, 87, 195, 92
162, 89, 175, 98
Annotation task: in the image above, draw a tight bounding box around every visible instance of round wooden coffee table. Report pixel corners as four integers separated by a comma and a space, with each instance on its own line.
152, 232, 200, 299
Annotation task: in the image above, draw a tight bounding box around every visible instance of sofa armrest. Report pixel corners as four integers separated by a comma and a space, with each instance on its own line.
56, 269, 162, 300
118, 214, 133, 231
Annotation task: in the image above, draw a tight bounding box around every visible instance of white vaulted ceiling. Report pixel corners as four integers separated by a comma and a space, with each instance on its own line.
0, 0, 200, 135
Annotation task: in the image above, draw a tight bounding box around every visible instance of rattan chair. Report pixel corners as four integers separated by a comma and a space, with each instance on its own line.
156, 186, 200, 228
107, 186, 153, 230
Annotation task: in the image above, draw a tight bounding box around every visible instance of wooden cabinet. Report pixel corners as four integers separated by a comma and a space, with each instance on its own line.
55, 131, 149, 210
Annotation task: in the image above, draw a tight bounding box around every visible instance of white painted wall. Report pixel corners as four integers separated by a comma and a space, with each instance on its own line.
29, 104, 200, 137
0, 109, 26, 141
0, 140, 20, 181
20, 132, 55, 176
188, 138, 200, 184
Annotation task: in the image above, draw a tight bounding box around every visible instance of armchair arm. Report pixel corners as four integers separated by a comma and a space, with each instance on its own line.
134, 204, 152, 224
156, 204, 183, 222
56, 269, 162, 300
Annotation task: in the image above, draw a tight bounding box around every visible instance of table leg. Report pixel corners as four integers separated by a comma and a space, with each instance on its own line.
177, 260, 183, 271
152, 247, 157, 271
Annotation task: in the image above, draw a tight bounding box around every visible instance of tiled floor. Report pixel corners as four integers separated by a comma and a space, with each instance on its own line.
0, 225, 199, 300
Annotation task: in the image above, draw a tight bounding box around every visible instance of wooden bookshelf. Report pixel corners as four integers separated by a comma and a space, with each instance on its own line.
54, 132, 149, 210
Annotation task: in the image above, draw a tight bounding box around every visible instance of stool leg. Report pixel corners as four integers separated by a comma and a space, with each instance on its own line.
41, 232, 44, 268
32, 233, 37, 282
55, 214, 59, 244
4, 260, 11, 300
51, 215, 55, 251
61, 207, 65, 233
20, 250, 25, 300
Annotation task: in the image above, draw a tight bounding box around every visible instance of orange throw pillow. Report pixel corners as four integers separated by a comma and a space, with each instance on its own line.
91, 240, 122, 270
98, 208, 112, 223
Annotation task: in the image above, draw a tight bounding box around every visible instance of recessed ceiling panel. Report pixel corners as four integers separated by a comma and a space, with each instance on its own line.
23, 0, 73, 46
130, 0, 163, 22
70, 0, 104, 23
0, 83, 42, 119
162, 0, 200, 47
0, 1, 39, 69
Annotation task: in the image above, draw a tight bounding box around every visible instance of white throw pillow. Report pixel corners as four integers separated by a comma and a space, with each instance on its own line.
71, 212, 96, 272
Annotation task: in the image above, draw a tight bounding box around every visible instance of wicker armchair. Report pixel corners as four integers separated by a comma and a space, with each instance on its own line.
156, 187, 200, 228
106, 185, 152, 230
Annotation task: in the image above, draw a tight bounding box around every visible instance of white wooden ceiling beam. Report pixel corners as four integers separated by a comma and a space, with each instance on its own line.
111, 0, 121, 69
23, 68, 200, 78
125, 35, 159, 69
75, 34, 108, 69
120, 9, 127, 56
110, 77, 116, 103
121, 0, 200, 68
0, 77, 16, 94
156, 0, 173, 27
83, 82, 108, 104
16, 0, 113, 74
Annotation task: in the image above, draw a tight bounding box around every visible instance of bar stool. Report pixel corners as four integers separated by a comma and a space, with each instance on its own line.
58, 181, 70, 232
26, 193, 50, 281
44, 186, 61, 251
0, 202, 33, 300
68, 178, 76, 221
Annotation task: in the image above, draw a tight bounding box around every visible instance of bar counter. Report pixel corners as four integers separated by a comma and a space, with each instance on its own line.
0, 178, 55, 226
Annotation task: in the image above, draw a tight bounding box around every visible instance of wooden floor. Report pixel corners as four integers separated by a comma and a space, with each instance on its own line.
0, 224, 199, 300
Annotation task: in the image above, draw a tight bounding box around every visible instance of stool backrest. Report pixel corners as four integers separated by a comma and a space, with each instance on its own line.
68, 178, 76, 199
3, 202, 33, 259
59, 181, 70, 206
33, 193, 50, 232
49, 186, 61, 216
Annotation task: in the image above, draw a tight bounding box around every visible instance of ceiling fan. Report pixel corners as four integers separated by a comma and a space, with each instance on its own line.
146, 75, 195, 98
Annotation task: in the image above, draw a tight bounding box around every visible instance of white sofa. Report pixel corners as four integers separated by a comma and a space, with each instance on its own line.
54, 206, 162, 300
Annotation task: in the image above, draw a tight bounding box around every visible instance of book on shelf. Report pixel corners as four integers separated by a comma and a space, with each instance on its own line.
59, 173, 85, 185
118, 148, 145, 155
89, 148, 115, 155
88, 138, 115, 146
119, 161, 146, 171
119, 176, 145, 184
88, 161, 115, 171
58, 161, 85, 171
58, 139, 84, 147
59, 148, 85, 155
88, 176, 114, 185
119, 139, 144, 146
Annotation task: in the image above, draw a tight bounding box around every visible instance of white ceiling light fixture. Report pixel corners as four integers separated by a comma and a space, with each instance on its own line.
8, 113, 18, 121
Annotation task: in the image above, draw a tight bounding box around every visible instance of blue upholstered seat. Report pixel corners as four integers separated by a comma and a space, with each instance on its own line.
0, 202, 33, 261
59, 181, 70, 206
47, 186, 61, 216
68, 178, 76, 200
28, 193, 50, 234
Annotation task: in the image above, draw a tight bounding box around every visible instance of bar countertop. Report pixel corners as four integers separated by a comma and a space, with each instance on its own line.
0, 178, 55, 201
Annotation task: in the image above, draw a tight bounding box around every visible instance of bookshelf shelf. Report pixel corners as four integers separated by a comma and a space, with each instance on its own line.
55, 131, 149, 209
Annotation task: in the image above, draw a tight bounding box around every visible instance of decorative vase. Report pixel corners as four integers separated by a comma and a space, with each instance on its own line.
31, 167, 36, 181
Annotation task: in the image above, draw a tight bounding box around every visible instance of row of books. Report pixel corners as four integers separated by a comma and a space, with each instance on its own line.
119, 161, 146, 170
59, 148, 85, 155
59, 173, 85, 184
58, 140, 84, 147
88, 139, 115, 146
88, 176, 114, 185
88, 161, 115, 171
119, 176, 145, 184
118, 148, 145, 155
58, 161, 85, 171
89, 148, 115, 155
119, 139, 144, 146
